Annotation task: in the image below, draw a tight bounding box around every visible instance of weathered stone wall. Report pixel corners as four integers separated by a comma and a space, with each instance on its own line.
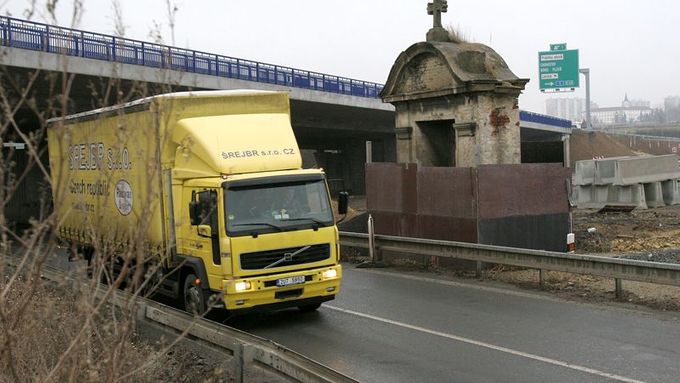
473, 94, 521, 165
392, 94, 520, 167
382, 41, 528, 168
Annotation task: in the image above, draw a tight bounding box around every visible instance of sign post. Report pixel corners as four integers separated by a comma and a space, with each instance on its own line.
538, 43, 580, 92
579, 68, 592, 130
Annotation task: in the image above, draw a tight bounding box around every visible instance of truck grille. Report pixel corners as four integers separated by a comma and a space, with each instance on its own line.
240, 244, 331, 270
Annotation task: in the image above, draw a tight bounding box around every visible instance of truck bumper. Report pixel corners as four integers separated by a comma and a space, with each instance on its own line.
222, 264, 342, 311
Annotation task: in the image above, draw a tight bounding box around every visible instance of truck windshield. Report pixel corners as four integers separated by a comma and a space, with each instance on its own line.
224, 179, 334, 236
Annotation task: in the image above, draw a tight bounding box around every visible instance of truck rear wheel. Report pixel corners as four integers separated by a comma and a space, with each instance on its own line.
183, 273, 207, 315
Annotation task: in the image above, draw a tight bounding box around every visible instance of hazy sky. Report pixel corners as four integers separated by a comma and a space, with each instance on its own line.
3, 0, 679, 113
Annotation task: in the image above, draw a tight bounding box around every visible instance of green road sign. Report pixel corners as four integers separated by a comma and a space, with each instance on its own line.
538, 47, 579, 91
550, 43, 567, 51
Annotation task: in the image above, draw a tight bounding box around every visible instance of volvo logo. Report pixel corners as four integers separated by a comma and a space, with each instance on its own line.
264, 245, 311, 269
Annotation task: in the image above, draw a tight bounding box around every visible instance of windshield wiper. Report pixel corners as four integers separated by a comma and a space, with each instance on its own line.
280, 217, 328, 225
264, 245, 311, 269
231, 222, 283, 231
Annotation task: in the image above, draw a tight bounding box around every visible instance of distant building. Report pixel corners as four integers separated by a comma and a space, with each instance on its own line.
591, 94, 652, 125
665, 96, 680, 123
545, 98, 586, 121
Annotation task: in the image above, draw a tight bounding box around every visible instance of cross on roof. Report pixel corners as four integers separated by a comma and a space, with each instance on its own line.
427, 0, 448, 28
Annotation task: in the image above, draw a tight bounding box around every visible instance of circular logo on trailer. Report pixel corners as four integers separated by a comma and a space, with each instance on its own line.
114, 179, 133, 216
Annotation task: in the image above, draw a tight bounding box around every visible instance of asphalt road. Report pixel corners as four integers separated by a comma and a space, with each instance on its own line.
230, 265, 680, 383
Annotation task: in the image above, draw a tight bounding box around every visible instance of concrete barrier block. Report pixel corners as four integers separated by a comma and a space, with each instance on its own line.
574, 160, 596, 186
611, 155, 680, 185
607, 184, 647, 209
574, 184, 648, 209
573, 185, 599, 209
644, 182, 666, 208
593, 157, 623, 185
593, 185, 609, 205
662, 180, 680, 205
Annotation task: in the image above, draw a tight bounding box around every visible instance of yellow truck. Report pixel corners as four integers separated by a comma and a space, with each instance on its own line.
47, 90, 345, 314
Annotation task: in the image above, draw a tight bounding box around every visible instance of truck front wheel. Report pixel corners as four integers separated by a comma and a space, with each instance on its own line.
183, 273, 207, 315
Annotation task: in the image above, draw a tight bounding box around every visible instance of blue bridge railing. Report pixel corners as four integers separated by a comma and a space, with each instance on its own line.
520, 110, 573, 129
0, 16, 384, 98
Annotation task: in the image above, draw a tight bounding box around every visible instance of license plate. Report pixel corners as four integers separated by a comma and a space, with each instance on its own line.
276, 275, 305, 287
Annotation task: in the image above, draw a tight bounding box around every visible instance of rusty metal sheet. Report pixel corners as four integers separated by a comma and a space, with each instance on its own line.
402, 164, 418, 214
477, 164, 571, 220
366, 163, 405, 212
416, 215, 477, 243
417, 167, 476, 218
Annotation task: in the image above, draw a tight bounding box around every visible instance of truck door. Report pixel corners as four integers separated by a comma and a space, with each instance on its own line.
186, 188, 222, 287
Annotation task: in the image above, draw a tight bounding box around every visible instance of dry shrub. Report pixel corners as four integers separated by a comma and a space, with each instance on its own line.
0, 272, 170, 383
0, 3, 201, 382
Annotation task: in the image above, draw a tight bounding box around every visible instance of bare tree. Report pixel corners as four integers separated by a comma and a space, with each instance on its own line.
0, 2, 223, 382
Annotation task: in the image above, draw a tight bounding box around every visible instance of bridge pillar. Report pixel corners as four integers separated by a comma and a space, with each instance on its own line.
380, 41, 529, 167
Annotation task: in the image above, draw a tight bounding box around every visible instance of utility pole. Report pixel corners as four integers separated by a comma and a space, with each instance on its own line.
579, 68, 592, 130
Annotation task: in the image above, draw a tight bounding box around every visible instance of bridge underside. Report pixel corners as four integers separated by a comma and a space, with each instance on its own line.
520, 128, 567, 165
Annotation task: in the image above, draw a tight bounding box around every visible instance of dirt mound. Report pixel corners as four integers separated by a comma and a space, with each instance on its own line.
573, 206, 680, 255
569, 130, 637, 166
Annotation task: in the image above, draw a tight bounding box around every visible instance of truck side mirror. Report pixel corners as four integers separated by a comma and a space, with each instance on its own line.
337, 191, 349, 215
189, 200, 201, 225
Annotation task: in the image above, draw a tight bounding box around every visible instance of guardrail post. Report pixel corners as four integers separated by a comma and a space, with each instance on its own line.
368, 214, 375, 262
357, 215, 386, 268
476, 261, 483, 278
232, 341, 253, 383
233, 342, 244, 383
615, 278, 623, 299
539, 269, 545, 288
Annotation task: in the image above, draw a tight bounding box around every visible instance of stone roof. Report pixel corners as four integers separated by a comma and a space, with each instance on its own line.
381, 41, 529, 103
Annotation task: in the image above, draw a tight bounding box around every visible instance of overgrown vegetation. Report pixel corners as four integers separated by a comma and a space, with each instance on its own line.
445, 24, 471, 43
0, 2, 215, 382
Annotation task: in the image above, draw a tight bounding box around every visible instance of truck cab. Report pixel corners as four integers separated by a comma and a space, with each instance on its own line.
179, 170, 343, 313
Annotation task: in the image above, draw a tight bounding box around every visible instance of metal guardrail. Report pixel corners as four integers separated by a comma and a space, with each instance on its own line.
6, 259, 358, 383
339, 232, 680, 291
0, 16, 384, 98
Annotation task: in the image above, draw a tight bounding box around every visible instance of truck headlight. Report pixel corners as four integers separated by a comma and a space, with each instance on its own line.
234, 281, 251, 292
322, 269, 337, 279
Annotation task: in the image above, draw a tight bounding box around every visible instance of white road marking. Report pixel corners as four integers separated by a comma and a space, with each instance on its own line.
324, 305, 646, 383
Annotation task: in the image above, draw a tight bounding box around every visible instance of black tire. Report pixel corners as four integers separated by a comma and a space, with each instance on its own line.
297, 303, 322, 313
183, 273, 207, 315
